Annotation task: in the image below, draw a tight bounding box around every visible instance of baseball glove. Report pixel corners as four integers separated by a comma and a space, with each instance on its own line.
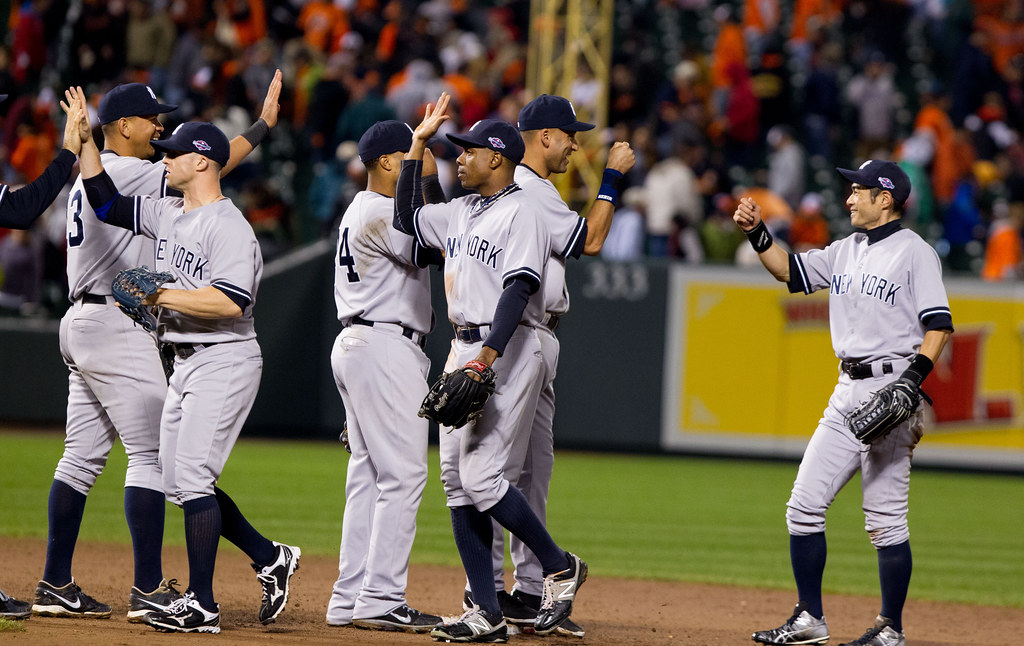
112, 266, 176, 332
846, 377, 921, 445
419, 360, 497, 429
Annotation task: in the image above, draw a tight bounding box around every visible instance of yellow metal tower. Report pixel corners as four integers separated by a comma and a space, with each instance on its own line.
526, 0, 615, 213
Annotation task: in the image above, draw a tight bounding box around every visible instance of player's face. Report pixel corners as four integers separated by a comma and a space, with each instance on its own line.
547, 128, 579, 174
846, 184, 885, 229
162, 150, 195, 189
131, 115, 164, 157
456, 147, 497, 191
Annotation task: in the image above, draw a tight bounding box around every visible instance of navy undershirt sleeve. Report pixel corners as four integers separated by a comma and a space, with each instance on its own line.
82, 171, 136, 230
394, 159, 424, 236
0, 149, 76, 229
483, 277, 532, 356
422, 173, 446, 205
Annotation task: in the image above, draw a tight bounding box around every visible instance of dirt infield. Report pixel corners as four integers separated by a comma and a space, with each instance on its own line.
1, 536, 1019, 645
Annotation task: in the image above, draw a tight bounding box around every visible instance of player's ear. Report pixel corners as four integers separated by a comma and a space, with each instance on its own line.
490, 151, 502, 169
378, 154, 392, 172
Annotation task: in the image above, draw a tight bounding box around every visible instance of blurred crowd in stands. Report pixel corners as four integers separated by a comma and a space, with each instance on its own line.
1, 0, 1023, 316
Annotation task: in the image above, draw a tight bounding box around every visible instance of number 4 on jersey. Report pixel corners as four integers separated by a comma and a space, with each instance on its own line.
337, 227, 360, 283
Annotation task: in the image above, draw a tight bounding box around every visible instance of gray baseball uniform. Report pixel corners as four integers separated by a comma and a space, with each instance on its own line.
122, 194, 263, 501
326, 190, 433, 624
486, 164, 586, 596
785, 222, 952, 546
411, 186, 550, 510
57, 152, 168, 496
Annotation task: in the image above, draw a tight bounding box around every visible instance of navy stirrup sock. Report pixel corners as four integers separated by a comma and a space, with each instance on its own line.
183, 495, 221, 610
214, 487, 275, 566
124, 486, 166, 591
43, 480, 88, 586
486, 486, 568, 575
878, 540, 912, 632
451, 506, 499, 616
790, 533, 827, 619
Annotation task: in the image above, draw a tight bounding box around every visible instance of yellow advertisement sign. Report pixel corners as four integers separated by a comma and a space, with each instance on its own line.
665, 269, 1024, 460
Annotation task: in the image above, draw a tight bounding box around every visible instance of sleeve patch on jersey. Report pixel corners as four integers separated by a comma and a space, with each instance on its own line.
212, 281, 252, 310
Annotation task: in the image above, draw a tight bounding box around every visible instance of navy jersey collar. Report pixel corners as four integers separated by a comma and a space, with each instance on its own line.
856, 219, 903, 245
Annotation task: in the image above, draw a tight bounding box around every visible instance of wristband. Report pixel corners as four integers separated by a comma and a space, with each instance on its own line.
241, 118, 270, 148
464, 360, 489, 374
899, 354, 933, 388
595, 168, 623, 206
744, 220, 773, 253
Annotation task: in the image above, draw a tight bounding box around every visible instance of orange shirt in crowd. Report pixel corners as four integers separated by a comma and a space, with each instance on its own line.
711, 21, 746, 90
791, 0, 843, 41
298, 1, 349, 53
981, 219, 1023, 281
914, 103, 959, 202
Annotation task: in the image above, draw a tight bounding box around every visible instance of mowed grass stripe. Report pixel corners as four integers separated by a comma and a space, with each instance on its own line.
1, 431, 1021, 607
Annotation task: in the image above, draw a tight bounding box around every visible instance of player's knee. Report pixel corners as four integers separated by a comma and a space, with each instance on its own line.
866, 522, 909, 548
54, 460, 103, 494
786, 505, 826, 535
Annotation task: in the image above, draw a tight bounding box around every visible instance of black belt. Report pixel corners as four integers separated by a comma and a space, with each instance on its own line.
841, 360, 894, 380
171, 342, 214, 359
350, 316, 426, 349
81, 293, 109, 305
453, 324, 486, 343
541, 313, 560, 332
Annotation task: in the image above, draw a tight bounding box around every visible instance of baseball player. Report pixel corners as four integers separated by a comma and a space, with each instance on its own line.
73, 104, 300, 634
33, 75, 281, 624
394, 93, 587, 642
0, 93, 82, 230
736, 160, 953, 646
324, 120, 444, 632
466, 95, 634, 638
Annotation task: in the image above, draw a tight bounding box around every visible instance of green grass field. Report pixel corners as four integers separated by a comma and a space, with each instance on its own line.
2, 431, 1022, 608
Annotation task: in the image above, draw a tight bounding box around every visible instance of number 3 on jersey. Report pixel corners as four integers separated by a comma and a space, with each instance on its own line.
68, 189, 85, 248
337, 227, 360, 283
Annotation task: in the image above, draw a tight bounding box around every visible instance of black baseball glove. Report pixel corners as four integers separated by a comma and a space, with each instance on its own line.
846, 377, 921, 444
419, 361, 497, 429
112, 266, 176, 332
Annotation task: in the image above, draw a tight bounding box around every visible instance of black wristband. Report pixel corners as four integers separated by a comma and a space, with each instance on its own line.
900, 354, 934, 388
744, 220, 773, 253
241, 119, 270, 148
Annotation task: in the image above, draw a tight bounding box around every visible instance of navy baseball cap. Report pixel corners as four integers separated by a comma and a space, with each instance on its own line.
152, 121, 230, 168
446, 119, 525, 164
517, 94, 595, 132
98, 83, 176, 125
358, 120, 413, 163
836, 160, 911, 205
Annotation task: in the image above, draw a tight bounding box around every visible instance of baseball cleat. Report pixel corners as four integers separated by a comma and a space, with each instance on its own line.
127, 578, 182, 623
838, 615, 905, 646
31, 579, 111, 618
557, 617, 586, 638
430, 607, 508, 643
353, 603, 442, 633
0, 588, 31, 619
463, 589, 539, 630
252, 541, 301, 624
145, 590, 220, 633
751, 601, 829, 645
534, 551, 587, 634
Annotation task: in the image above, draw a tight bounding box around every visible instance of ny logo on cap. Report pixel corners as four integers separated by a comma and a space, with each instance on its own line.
879, 177, 895, 189
193, 140, 211, 151
146, 86, 157, 100
488, 137, 505, 149
568, 100, 578, 117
